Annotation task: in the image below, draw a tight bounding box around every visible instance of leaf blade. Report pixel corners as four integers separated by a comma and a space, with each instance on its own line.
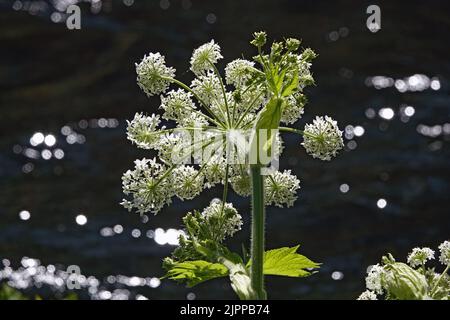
163, 260, 229, 287
246, 245, 320, 278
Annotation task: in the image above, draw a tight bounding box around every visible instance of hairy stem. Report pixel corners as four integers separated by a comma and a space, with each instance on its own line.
250, 164, 267, 300
279, 126, 318, 139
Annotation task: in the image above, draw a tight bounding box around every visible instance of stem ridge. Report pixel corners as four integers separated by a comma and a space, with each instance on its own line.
250, 164, 267, 300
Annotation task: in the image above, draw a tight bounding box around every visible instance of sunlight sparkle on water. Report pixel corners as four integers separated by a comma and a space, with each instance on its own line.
44, 134, 56, 147
75, 214, 87, 225
19, 210, 31, 221
30, 132, 44, 146
339, 184, 350, 193
377, 198, 387, 209
378, 108, 395, 120
366, 74, 440, 92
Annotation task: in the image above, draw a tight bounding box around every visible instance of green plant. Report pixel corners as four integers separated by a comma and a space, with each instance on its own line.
0, 284, 28, 300
358, 241, 450, 300
121, 32, 343, 299
0, 284, 78, 300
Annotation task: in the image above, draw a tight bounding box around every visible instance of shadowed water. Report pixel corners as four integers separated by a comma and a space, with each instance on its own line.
0, 0, 449, 299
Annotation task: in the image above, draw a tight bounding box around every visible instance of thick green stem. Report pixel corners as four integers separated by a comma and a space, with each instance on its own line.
250, 164, 267, 300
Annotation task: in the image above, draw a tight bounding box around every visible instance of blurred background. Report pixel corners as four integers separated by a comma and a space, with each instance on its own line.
0, 0, 449, 300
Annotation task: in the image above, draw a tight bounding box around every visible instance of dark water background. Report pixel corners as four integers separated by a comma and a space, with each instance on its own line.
0, 0, 449, 299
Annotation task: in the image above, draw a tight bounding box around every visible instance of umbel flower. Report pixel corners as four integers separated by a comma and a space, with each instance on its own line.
121, 32, 344, 216
302, 116, 344, 161
136, 53, 175, 96
122, 32, 344, 301
190, 40, 223, 76
365, 264, 385, 295
439, 241, 450, 266
357, 290, 378, 300
407, 247, 435, 267
163, 200, 242, 264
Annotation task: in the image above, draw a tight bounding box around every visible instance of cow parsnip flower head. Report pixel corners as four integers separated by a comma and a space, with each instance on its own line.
190, 40, 223, 76
164, 200, 243, 264
407, 247, 435, 267
438, 241, 450, 266
357, 290, 378, 300
124, 31, 347, 301
230, 167, 252, 196
265, 170, 300, 208
281, 93, 306, 125
160, 89, 196, 122
302, 116, 344, 161
126, 113, 162, 149
190, 72, 222, 105
123, 32, 343, 217
225, 59, 255, 87
136, 53, 175, 96
172, 165, 204, 200
120, 158, 174, 214
202, 200, 243, 241
365, 264, 385, 295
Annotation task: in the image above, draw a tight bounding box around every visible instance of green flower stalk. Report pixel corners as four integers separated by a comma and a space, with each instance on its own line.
121, 32, 343, 299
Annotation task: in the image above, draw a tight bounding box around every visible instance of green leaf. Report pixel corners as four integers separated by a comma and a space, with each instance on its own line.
162, 260, 229, 287
251, 97, 284, 165
254, 97, 283, 131
383, 262, 429, 300
256, 245, 320, 277
281, 70, 299, 97
0, 284, 28, 300
275, 68, 287, 92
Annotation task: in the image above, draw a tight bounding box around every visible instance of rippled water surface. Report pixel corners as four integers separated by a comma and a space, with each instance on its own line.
0, 0, 449, 299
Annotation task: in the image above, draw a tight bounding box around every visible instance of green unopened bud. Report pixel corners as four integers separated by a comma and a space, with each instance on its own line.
301, 74, 315, 86
162, 257, 175, 270
285, 38, 301, 51
250, 31, 267, 47
270, 42, 283, 58
301, 48, 317, 62
183, 212, 200, 236
383, 262, 429, 300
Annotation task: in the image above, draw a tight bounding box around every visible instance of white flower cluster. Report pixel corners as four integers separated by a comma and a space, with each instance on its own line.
357, 290, 378, 300
160, 89, 196, 123
202, 200, 243, 241
230, 167, 252, 197
365, 264, 385, 295
190, 72, 222, 105
190, 40, 223, 76
123, 36, 342, 216
438, 241, 450, 266
120, 158, 173, 214
126, 113, 162, 149
359, 241, 450, 300
407, 247, 435, 267
225, 59, 255, 87
302, 116, 344, 161
265, 170, 300, 207
172, 166, 204, 200
136, 53, 175, 96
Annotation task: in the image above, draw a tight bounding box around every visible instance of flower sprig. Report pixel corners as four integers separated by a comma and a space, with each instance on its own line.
121, 31, 343, 216
121, 32, 344, 299
358, 241, 450, 300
